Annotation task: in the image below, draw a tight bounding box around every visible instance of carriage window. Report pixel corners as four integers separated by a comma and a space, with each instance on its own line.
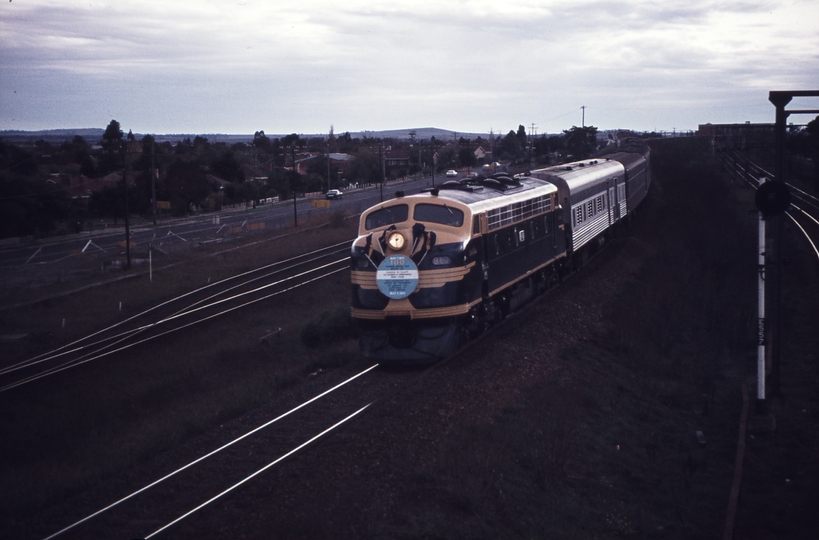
414, 203, 464, 227
365, 204, 409, 230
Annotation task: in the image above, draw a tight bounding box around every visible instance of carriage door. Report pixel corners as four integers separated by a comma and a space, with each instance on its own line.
608, 185, 619, 223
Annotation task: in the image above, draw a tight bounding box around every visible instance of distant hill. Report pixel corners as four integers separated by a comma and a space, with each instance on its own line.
0, 128, 105, 143
0, 127, 496, 144
346, 127, 490, 141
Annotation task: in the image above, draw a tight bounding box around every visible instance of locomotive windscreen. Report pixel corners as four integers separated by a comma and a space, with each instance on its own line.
414, 203, 464, 227
365, 204, 409, 230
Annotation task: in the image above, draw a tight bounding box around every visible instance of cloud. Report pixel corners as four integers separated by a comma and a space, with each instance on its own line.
1, 0, 817, 133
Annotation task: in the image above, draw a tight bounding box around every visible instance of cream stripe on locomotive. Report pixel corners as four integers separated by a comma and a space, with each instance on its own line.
351, 298, 483, 320
352, 262, 477, 290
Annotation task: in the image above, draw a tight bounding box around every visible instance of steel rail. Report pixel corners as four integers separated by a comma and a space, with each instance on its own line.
785, 212, 819, 260
42, 188, 623, 539
0, 247, 349, 378
0, 263, 349, 393
717, 150, 819, 264
0, 242, 350, 376
144, 403, 373, 539
137, 201, 609, 539
42, 364, 379, 540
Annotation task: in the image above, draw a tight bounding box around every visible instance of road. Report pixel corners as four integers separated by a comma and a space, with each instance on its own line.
0, 174, 442, 288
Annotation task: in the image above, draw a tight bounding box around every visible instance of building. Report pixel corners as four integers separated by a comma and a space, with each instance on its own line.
697, 122, 776, 150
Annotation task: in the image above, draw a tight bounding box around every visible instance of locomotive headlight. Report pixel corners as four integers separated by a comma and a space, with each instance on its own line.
355, 257, 370, 269
387, 232, 405, 250
432, 255, 451, 266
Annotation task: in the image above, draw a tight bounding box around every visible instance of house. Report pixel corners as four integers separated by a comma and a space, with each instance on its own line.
384, 149, 410, 169
473, 145, 490, 161
46, 171, 135, 206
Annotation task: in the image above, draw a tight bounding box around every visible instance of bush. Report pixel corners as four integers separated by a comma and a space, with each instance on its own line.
300, 306, 357, 348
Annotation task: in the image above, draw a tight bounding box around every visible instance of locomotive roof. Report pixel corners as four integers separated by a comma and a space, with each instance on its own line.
418, 176, 558, 212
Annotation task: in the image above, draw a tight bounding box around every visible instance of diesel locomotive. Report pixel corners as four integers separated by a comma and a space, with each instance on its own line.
350, 140, 651, 362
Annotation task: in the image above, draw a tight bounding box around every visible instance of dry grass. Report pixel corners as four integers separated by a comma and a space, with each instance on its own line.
0, 214, 360, 518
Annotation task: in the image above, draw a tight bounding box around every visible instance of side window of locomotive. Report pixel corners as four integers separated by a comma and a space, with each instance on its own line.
365, 204, 409, 230
414, 203, 464, 227
472, 215, 481, 235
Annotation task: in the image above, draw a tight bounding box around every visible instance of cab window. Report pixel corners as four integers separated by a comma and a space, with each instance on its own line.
414, 203, 464, 227
365, 204, 409, 230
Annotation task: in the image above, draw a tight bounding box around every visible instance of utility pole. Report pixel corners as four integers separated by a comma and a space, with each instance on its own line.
151, 138, 157, 226
581, 106, 585, 128
122, 145, 131, 270
379, 143, 385, 202
530, 123, 537, 167
291, 144, 298, 227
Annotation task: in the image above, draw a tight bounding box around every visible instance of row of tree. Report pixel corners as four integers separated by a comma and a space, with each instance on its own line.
0, 120, 641, 239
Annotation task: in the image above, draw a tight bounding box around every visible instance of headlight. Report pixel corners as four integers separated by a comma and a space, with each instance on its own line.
387, 232, 405, 250
355, 258, 370, 269
432, 256, 451, 266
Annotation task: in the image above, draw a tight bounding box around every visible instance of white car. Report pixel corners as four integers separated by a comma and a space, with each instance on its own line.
325, 189, 343, 200
445, 170, 458, 178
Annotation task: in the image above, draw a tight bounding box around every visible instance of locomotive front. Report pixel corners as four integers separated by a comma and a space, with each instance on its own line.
350, 192, 483, 362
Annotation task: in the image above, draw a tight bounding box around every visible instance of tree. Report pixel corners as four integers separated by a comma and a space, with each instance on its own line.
265, 168, 293, 199
500, 130, 520, 160
563, 125, 598, 160
0, 139, 37, 176
211, 150, 245, 183
346, 151, 382, 184
516, 124, 528, 148
253, 130, 271, 152
165, 159, 211, 215
100, 120, 124, 175
458, 147, 477, 169
101, 120, 124, 153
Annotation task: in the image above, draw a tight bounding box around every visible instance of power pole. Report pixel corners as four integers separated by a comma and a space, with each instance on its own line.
379, 143, 385, 202
581, 106, 585, 128
291, 144, 298, 227
326, 142, 331, 193
151, 139, 157, 226
122, 146, 131, 270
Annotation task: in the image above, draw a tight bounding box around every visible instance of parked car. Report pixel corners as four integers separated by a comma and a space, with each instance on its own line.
326, 189, 343, 199
445, 170, 458, 178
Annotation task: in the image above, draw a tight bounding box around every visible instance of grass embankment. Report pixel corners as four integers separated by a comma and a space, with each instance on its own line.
362, 138, 818, 539
0, 214, 360, 523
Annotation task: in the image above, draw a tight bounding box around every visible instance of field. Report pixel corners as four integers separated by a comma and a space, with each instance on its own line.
2, 138, 818, 539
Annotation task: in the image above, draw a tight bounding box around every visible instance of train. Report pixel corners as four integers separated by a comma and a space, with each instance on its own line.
350, 139, 651, 362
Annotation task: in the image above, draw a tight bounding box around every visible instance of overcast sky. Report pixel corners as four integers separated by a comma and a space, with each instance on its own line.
1, 0, 818, 136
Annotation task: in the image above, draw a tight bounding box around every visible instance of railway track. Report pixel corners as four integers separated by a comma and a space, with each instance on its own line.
39, 363, 381, 540
31, 220, 605, 539
0, 241, 352, 393
717, 147, 819, 261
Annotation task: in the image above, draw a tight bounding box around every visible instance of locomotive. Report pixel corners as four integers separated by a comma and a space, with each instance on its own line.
350, 140, 651, 362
